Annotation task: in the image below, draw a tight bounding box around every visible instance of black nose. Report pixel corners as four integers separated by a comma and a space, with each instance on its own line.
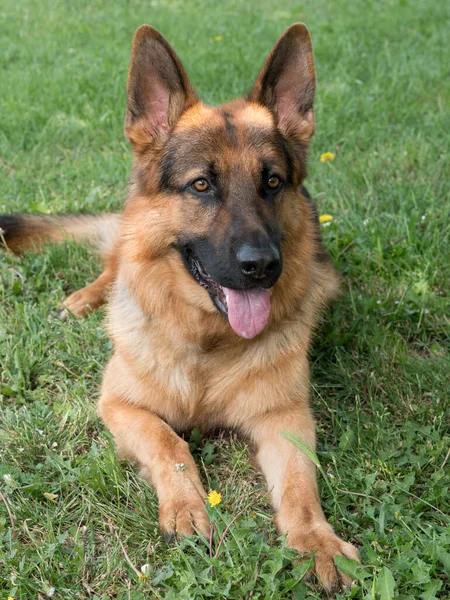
237, 243, 281, 280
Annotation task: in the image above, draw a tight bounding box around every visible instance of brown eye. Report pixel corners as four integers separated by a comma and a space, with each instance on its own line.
192, 179, 210, 192
267, 175, 281, 190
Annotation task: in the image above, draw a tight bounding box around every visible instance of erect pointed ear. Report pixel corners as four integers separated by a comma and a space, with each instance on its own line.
125, 25, 198, 149
248, 23, 316, 144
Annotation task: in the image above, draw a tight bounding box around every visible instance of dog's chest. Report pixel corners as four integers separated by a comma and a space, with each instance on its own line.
122, 322, 201, 400
108, 282, 301, 429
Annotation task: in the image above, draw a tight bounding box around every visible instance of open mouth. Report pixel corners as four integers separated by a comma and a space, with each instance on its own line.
185, 250, 272, 339
186, 250, 228, 315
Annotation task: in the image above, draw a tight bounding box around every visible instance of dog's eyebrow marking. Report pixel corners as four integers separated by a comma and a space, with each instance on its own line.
222, 110, 238, 147
159, 144, 178, 191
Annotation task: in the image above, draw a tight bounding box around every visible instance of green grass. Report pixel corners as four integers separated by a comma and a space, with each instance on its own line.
1, 0, 449, 598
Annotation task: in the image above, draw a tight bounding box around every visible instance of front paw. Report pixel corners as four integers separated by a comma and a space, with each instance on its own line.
159, 493, 210, 540
58, 289, 93, 318
288, 525, 360, 593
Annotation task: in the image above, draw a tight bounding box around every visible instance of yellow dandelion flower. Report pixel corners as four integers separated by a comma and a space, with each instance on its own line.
214, 35, 222, 42
319, 214, 333, 224
207, 490, 222, 507
320, 152, 335, 163
8, 597, 15, 600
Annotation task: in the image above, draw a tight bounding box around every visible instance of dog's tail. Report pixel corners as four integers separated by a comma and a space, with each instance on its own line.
0, 213, 120, 256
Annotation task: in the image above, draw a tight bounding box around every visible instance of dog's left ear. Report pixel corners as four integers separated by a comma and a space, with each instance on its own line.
248, 23, 316, 144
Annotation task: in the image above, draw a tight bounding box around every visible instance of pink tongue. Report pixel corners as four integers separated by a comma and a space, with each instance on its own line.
222, 287, 271, 339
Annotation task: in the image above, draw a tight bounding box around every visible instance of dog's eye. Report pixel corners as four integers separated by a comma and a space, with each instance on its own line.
267, 175, 282, 191
192, 179, 210, 193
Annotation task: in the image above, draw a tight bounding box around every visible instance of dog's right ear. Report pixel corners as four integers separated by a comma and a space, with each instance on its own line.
125, 25, 197, 150
248, 24, 316, 145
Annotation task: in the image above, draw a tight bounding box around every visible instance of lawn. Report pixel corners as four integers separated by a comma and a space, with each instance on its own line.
0, 0, 449, 598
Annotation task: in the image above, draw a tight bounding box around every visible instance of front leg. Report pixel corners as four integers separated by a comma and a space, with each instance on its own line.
98, 387, 210, 539
251, 406, 360, 592
58, 252, 117, 318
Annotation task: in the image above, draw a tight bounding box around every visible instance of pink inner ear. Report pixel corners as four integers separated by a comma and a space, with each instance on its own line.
272, 55, 300, 128
149, 100, 169, 133
275, 90, 296, 129
274, 62, 315, 140
146, 80, 170, 134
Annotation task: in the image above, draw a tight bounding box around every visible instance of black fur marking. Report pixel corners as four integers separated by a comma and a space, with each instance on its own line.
259, 162, 284, 202
205, 161, 219, 191
159, 145, 180, 193
163, 532, 176, 545
222, 111, 238, 147
0, 214, 24, 245
300, 186, 331, 263
275, 132, 294, 186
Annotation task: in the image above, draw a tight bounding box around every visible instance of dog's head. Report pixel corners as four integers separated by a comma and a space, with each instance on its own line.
123, 24, 317, 339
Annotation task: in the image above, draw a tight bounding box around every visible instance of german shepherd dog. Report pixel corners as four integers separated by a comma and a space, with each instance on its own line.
0, 24, 360, 591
